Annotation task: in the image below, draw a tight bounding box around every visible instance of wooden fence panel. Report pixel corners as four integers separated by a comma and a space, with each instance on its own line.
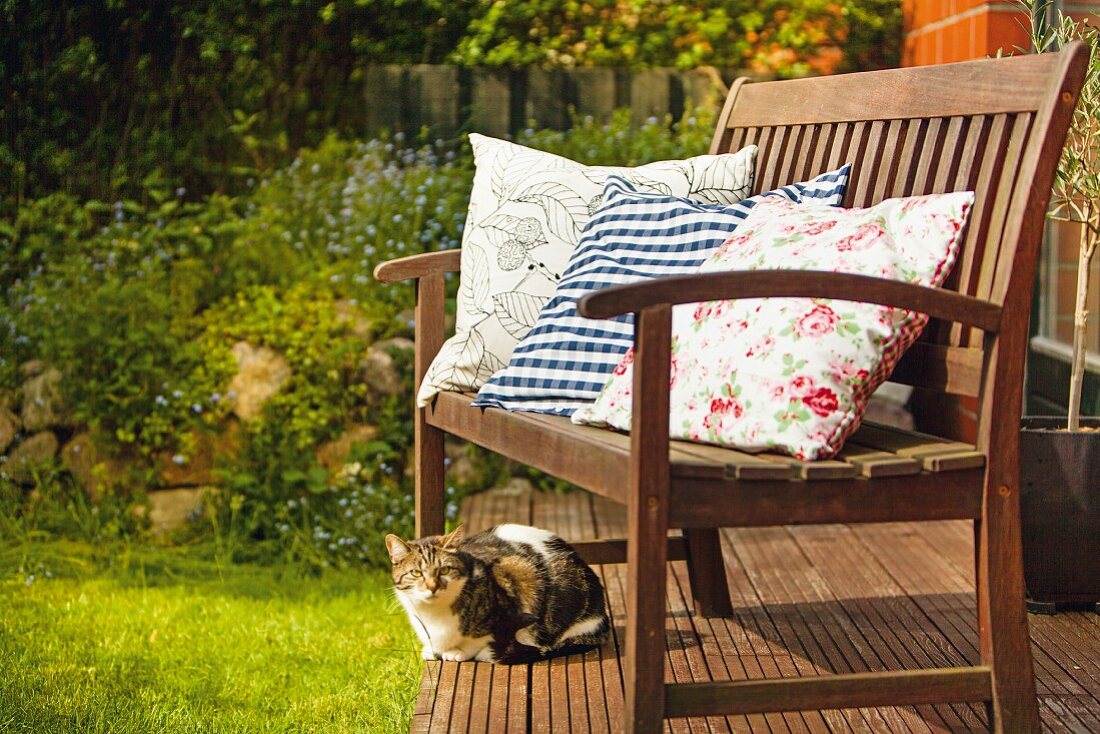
359, 64, 751, 139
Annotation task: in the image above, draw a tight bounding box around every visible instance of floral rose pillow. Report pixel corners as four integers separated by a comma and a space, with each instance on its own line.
571, 192, 975, 460
416, 134, 757, 407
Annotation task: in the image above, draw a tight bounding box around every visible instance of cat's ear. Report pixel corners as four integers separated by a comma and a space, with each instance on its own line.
385, 534, 411, 563
441, 525, 464, 548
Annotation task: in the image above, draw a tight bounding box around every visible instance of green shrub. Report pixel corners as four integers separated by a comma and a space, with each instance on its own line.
453, 0, 901, 74
2, 110, 729, 568
0, 472, 143, 547
8, 194, 243, 450
517, 108, 715, 165
233, 134, 471, 310
1, 0, 481, 205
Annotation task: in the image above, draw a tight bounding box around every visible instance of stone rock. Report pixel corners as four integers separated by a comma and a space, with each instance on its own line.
6, 431, 59, 484
0, 388, 19, 412
21, 367, 72, 432
20, 360, 47, 379
359, 337, 414, 398
60, 432, 130, 500
316, 424, 380, 473
226, 342, 292, 421
334, 300, 376, 342
0, 406, 19, 454
156, 422, 242, 487
143, 487, 216, 535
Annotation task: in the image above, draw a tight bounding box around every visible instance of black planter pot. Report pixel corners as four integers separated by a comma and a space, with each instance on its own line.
1019, 417, 1100, 611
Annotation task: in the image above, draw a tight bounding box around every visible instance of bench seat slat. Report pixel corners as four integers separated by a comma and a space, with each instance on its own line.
432, 393, 987, 492
755, 453, 860, 480
429, 394, 986, 528
835, 444, 922, 478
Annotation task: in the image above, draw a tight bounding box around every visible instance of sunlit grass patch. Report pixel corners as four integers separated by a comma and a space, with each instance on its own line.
0, 542, 419, 733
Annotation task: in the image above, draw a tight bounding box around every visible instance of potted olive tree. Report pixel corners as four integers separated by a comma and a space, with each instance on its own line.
1019, 0, 1100, 610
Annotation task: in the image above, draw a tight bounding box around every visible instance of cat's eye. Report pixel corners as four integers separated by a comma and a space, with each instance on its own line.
409, 570, 422, 578
442, 567, 457, 576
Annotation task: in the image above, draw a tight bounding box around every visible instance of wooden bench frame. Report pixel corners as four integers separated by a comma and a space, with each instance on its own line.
377, 45, 1087, 733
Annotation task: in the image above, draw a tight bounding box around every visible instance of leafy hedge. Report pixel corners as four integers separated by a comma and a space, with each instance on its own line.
1, 1, 900, 207
455, 0, 902, 73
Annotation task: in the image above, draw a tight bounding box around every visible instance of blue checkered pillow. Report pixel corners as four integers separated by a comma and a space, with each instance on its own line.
471, 165, 852, 415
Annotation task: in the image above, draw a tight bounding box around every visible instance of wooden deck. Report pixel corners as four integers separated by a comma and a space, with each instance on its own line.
410, 487, 1100, 733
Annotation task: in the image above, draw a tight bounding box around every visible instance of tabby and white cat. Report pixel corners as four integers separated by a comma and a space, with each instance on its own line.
386, 524, 610, 664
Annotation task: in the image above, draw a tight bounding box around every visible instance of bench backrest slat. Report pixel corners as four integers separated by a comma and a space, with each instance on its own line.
710, 48, 1084, 410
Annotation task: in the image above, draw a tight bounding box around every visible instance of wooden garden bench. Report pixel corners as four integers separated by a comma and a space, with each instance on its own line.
376, 44, 1087, 732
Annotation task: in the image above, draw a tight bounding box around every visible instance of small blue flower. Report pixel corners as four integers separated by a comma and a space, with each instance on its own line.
191, 404, 203, 414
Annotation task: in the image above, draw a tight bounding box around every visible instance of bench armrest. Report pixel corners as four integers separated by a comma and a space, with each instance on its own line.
577, 270, 1002, 333
373, 249, 462, 284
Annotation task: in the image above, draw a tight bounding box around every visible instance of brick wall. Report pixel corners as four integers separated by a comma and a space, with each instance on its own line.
903, 0, 1031, 65
901, 0, 1100, 438
904, 1, 1100, 66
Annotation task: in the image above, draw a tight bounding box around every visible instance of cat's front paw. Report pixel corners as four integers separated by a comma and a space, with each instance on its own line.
440, 649, 471, 662
421, 647, 438, 661
515, 625, 539, 648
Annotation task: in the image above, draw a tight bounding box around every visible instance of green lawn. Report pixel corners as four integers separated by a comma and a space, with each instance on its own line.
0, 542, 420, 733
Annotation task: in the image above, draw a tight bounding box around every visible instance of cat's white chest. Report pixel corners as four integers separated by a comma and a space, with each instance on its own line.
398, 593, 495, 662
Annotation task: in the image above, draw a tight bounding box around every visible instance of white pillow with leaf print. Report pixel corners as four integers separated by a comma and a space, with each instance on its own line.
416, 134, 757, 406
572, 191, 975, 461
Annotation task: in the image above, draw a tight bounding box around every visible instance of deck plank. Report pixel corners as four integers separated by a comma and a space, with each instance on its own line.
789, 524, 983, 731
411, 490, 1100, 733
728, 526, 876, 732
568, 493, 611, 734
532, 491, 568, 732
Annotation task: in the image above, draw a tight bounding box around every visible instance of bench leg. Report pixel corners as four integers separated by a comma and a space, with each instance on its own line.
624, 485, 670, 732
684, 528, 734, 617
975, 487, 1040, 731
414, 410, 446, 538
413, 273, 447, 539
624, 304, 672, 733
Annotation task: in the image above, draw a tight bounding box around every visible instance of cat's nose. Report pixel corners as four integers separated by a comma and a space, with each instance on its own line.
425, 579, 438, 593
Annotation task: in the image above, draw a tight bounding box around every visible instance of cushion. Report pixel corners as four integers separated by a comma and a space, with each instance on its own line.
571, 191, 975, 460
416, 134, 757, 406
470, 166, 852, 415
